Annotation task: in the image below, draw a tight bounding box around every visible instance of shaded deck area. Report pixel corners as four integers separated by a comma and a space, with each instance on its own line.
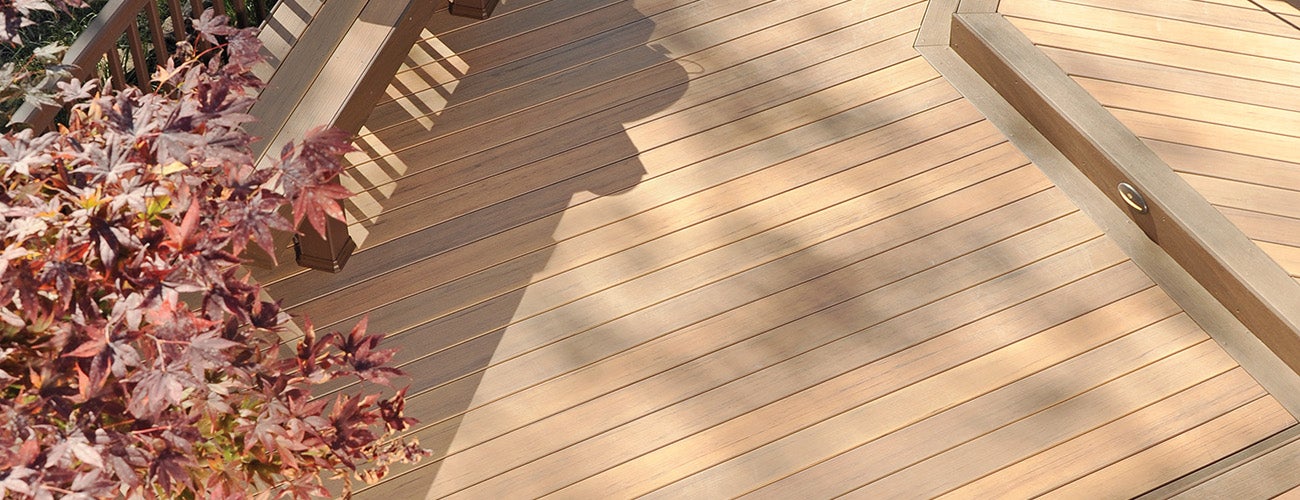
249, 0, 1299, 496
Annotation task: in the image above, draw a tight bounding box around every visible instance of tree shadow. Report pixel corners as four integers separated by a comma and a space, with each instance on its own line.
254, 0, 689, 495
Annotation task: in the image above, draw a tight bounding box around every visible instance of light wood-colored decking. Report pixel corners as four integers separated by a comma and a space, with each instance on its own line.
251, 0, 1298, 497
1001, 0, 1300, 283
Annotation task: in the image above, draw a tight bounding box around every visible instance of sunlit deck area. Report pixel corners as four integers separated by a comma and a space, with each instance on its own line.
248, 0, 1300, 497
1001, 0, 1300, 283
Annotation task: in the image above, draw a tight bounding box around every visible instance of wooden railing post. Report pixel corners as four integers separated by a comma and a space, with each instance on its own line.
293, 216, 356, 272
449, 0, 497, 19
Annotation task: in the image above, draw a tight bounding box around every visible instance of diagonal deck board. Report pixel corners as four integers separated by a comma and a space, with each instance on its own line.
257, 0, 1299, 496
945, 368, 1287, 498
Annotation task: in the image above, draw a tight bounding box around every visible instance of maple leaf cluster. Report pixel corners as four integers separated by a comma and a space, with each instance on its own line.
0, 11, 427, 500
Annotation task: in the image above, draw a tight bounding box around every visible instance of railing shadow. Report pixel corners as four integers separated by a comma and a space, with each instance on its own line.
251, 0, 690, 495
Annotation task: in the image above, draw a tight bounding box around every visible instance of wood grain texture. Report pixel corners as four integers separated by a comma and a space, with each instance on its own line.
1047, 393, 1296, 499
944, 368, 1274, 499
1007, 16, 1300, 87
254, 0, 929, 285
668, 288, 1193, 499
842, 339, 1240, 499
1015, 0, 1300, 39
1001, 0, 1300, 62
243, 0, 370, 157
1040, 46, 1300, 113
268, 33, 944, 304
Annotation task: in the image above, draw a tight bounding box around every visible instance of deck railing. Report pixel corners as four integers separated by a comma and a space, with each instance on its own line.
10, 0, 271, 131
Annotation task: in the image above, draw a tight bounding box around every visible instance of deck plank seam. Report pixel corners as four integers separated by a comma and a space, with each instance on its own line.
266, 15, 935, 284
302, 97, 985, 338
307, 97, 984, 334
347, 26, 931, 223
264, 48, 940, 287
348, 35, 933, 228
378, 0, 735, 113
1067, 71, 1300, 116
731, 288, 1191, 498
925, 0, 1300, 412
1247, 0, 1300, 32
258, 0, 893, 280
1046, 0, 1300, 39
356, 172, 1076, 493
1039, 46, 1300, 113
381, 0, 858, 114
1120, 114, 1300, 161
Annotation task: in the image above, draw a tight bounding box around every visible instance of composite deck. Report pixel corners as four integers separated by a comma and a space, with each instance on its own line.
1000, 0, 1300, 282
249, 0, 1300, 497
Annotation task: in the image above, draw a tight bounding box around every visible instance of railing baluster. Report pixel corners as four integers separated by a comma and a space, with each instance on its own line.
188, 0, 207, 51
124, 20, 148, 85
212, 0, 227, 22
106, 47, 128, 90
230, 0, 250, 26
167, 0, 187, 43
12, 0, 286, 132
145, 1, 168, 64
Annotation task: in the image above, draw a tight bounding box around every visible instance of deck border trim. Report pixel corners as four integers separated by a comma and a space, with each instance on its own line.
914, 0, 1300, 418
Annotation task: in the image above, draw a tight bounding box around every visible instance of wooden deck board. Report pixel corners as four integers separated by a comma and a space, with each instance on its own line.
1177, 432, 1300, 498
1044, 393, 1295, 498
1001, 0, 1300, 61
653, 285, 1190, 499
1034, 0, 1300, 39
255, 0, 1297, 496
296, 60, 955, 337
944, 368, 1276, 499
841, 339, 1242, 499
1039, 46, 1300, 113
1006, 16, 1300, 87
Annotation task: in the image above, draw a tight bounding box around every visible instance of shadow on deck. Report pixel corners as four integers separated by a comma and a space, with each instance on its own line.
249, 0, 1300, 497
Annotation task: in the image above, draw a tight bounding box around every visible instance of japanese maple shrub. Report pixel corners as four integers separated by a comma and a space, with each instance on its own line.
0, 10, 426, 499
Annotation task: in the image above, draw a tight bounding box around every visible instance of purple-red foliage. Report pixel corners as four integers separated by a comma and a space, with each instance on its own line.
0, 12, 427, 500
0, 0, 86, 45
